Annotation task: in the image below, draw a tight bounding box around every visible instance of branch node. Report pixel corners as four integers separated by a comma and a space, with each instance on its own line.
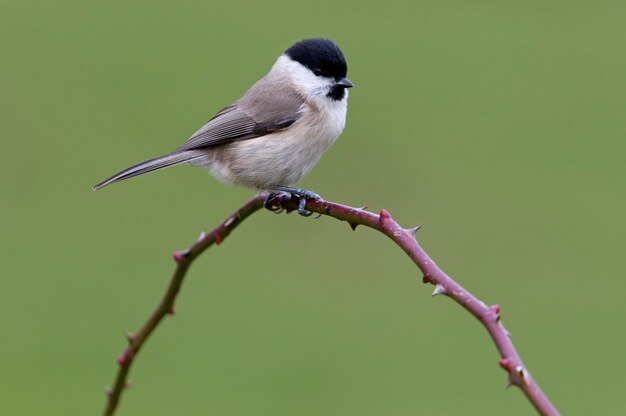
379, 209, 391, 223
117, 352, 130, 366
172, 251, 187, 264
167, 305, 176, 315
490, 304, 501, 321
499, 357, 512, 370
499, 358, 526, 387
431, 284, 447, 297
214, 233, 223, 245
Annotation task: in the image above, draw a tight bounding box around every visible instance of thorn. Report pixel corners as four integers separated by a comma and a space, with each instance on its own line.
358, 205, 368, 210
197, 231, 207, 242
431, 285, 446, 297
406, 226, 421, 238
214, 233, 223, 245
508, 368, 526, 388
348, 222, 358, 231
167, 305, 175, 315
124, 381, 133, 390
104, 386, 112, 396
422, 274, 432, 284
124, 332, 134, 343
504, 328, 512, 338
379, 209, 391, 222
505, 378, 514, 389
224, 216, 235, 227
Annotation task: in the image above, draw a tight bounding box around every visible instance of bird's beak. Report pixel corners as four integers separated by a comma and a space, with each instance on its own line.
336, 77, 354, 88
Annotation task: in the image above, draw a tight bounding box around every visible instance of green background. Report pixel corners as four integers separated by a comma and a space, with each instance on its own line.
1, 1, 624, 414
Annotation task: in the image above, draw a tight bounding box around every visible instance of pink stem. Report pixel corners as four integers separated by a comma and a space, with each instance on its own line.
103, 193, 559, 416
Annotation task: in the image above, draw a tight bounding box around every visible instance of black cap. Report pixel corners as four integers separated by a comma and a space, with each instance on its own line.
285, 38, 348, 80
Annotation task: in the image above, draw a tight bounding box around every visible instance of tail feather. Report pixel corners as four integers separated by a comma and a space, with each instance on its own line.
93, 150, 205, 191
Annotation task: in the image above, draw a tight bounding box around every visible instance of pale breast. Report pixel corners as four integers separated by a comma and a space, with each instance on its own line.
208, 98, 348, 189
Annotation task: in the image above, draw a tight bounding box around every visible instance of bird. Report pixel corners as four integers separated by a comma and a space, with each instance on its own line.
93, 38, 353, 216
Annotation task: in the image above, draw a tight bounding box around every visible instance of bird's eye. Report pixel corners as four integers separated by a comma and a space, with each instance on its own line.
313, 68, 323, 76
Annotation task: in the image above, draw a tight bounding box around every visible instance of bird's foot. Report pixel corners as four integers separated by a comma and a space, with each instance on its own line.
271, 186, 322, 217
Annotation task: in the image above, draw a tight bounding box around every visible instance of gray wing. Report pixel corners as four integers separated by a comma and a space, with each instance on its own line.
176, 79, 305, 152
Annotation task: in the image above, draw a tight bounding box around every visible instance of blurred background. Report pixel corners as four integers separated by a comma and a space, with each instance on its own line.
1, 1, 624, 414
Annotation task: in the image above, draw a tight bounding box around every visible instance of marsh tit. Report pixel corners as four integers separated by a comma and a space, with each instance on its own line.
93, 38, 353, 216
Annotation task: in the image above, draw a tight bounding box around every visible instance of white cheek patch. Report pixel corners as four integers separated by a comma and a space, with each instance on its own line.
272, 56, 333, 99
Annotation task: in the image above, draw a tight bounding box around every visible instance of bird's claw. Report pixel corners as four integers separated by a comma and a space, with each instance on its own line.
263, 193, 283, 213
268, 186, 322, 217
298, 198, 313, 216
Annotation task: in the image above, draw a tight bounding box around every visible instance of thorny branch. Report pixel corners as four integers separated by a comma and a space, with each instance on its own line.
103, 193, 559, 416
